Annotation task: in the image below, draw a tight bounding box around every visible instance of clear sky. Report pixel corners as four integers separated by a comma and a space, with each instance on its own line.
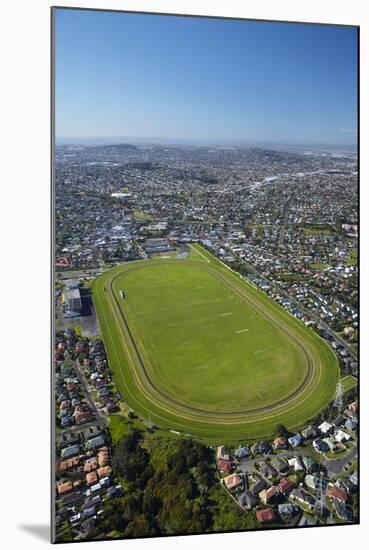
54, 8, 358, 145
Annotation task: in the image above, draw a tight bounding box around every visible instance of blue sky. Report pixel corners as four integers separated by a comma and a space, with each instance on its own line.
55, 9, 358, 144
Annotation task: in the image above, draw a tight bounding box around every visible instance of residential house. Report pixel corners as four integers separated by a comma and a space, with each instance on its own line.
288, 433, 302, 448
242, 490, 258, 509
234, 446, 249, 459
83, 458, 98, 473
278, 503, 300, 519
345, 418, 358, 432
57, 481, 73, 496
217, 459, 233, 474
302, 456, 319, 473
273, 437, 288, 451
216, 446, 230, 461
86, 471, 98, 486
301, 426, 316, 440
278, 477, 294, 494
272, 456, 289, 474
288, 457, 304, 472
259, 486, 280, 505
290, 488, 316, 510
250, 477, 267, 496
322, 437, 337, 452
332, 414, 346, 428
350, 471, 358, 486
318, 421, 333, 435
223, 474, 242, 491
60, 444, 81, 459
256, 508, 276, 523
305, 474, 319, 490
333, 500, 353, 522
334, 430, 351, 444
326, 486, 348, 503
85, 435, 105, 450
313, 439, 329, 454
259, 461, 278, 479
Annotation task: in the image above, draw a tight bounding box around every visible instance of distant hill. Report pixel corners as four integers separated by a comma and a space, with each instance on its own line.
88, 143, 138, 153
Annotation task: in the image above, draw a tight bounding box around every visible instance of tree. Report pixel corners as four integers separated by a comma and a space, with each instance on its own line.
124, 515, 155, 538
276, 423, 289, 437
142, 492, 162, 518
112, 429, 151, 484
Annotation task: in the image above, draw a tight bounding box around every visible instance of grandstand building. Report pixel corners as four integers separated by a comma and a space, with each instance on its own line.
62, 288, 82, 313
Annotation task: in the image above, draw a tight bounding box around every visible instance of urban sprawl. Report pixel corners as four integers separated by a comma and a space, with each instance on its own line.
54, 143, 358, 541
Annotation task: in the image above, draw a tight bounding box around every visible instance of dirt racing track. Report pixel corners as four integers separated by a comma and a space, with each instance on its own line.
92, 247, 339, 443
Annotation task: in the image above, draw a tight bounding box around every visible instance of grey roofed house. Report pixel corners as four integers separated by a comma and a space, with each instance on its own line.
343, 409, 357, 420
301, 425, 317, 439
259, 461, 278, 478
290, 488, 316, 509
84, 425, 102, 439
62, 491, 84, 507
235, 446, 249, 459
250, 477, 267, 496
57, 431, 79, 447
302, 456, 319, 473
333, 500, 353, 522
242, 490, 258, 508
60, 444, 81, 458
278, 503, 299, 517
298, 515, 318, 527
85, 435, 105, 450
350, 471, 358, 486
332, 414, 346, 427
338, 478, 356, 494
345, 418, 358, 431
271, 456, 289, 473
305, 474, 318, 490
250, 442, 260, 455
313, 438, 329, 453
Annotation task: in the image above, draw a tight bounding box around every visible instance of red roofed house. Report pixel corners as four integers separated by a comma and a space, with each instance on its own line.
217, 459, 233, 473
259, 486, 279, 505
223, 474, 242, 491
256, 508, 276, 523
86, 471, 98, 486
326, 486, 348, 503
278, 477, 295, 494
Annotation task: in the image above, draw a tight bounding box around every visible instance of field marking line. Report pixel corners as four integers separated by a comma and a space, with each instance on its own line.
236, 329, 249, 334
254, 349, 267, 354
220, 312, 233, 316
189, 244, 211, 263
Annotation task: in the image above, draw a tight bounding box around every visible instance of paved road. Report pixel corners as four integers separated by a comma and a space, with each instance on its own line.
59, 361, 107, 436
325, 444, 357, 475
237, 443, 357, 478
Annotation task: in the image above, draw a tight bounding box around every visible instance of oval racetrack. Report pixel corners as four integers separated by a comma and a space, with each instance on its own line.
92, 244, 339, 443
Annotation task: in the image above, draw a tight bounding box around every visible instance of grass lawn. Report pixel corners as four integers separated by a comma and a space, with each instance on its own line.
310, 263, 330, 270
340, 375, 357, 393
347, 248, 358, 266
132, 209, 153, 222
301, 226, 335, 236
92, 244, 339, 443
108, 415, 132, 445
